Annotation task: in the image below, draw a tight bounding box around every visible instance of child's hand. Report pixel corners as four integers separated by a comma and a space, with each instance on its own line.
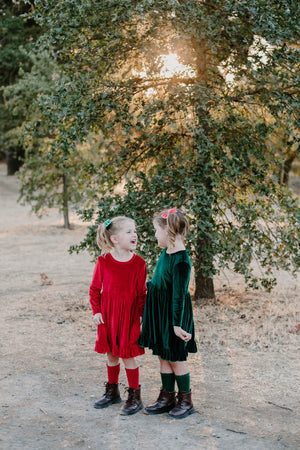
93, 313, 104, 326
173, 326, 192, 342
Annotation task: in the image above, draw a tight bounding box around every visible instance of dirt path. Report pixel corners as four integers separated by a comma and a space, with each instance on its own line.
0, 162, 299, 449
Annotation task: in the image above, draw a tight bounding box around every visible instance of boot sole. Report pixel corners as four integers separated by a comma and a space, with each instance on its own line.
120, 402, 144, 416
168, 407, 195, 419
144, 406, 175, 415
94, 397, 122, 409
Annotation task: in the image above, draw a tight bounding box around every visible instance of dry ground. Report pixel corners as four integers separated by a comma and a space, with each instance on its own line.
0, 162, 299, 449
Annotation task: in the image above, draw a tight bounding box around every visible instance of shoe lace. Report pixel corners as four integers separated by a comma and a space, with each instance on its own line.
103, 381, 110, 392
157, 387, 166, 401
124, 386, 135, 403
176, 391, 183, 403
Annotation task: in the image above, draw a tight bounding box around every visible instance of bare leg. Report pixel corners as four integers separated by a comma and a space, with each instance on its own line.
159, 357, 174, 372
169, 360, 189, 376
122, 357, 138, 369
107, 352, 120, 366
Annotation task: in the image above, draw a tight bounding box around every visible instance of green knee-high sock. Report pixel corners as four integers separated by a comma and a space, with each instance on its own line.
160, 372, 175, 392
175, 373, 190, 392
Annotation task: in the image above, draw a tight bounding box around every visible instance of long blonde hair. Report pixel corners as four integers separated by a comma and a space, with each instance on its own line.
96, 216, 136, 253
153, 209, 189, 247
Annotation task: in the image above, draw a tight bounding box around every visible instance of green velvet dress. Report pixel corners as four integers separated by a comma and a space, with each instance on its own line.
138, 249, 197, 362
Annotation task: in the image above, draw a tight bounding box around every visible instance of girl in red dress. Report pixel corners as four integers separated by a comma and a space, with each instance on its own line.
89, 216, 147, 415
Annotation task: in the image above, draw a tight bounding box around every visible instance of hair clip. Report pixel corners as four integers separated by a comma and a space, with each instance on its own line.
161, 208, 177, 219
104, 219, 112, 228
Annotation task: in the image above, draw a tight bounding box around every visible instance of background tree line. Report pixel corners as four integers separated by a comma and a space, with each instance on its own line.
0, 0, 39, 173
1, 0, 299, 301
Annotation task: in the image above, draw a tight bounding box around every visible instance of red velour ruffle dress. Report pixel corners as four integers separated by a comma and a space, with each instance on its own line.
89, 253, 147, 358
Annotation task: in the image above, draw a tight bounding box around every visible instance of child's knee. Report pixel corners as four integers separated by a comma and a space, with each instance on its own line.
121, 357, 138, 369
107, 352, 120, 365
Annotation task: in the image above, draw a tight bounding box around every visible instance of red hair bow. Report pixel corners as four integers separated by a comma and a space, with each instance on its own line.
161, 208, 177, 219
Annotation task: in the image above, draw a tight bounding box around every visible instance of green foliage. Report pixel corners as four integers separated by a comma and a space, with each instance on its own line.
3, 44, 104, 224
33, 0, 300, 296
0, 0, 40, 159
18, 148, 99, 217
2, 48, 54, 145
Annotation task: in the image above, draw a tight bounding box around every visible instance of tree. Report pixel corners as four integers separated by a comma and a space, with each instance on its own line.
33, 0, 299, 299
4, 45, 105, 228
0, 0, 40, 174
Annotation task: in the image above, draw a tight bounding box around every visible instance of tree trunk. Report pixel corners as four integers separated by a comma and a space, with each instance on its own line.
282, 150, 297, 186
62, 174, 71, 229
6, 146, 24, 175
193, 228, 216, 303
192, 130, 216, 303
191, 36, 216, 303
195, 270, 215, 301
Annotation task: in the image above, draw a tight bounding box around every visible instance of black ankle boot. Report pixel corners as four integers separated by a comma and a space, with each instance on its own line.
144, 387, 176, 415
168, 390, 195, 419
120, 385, 143, 415
94, 382, 121, 409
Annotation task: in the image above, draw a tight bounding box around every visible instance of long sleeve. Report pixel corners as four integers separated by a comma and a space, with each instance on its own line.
172, 261, 191, 327
89, 258, 102, 315
137, 261, 147, 316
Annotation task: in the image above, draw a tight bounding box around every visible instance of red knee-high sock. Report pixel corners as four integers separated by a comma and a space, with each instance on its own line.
107, 363, 120, 384
125, 367, 139, 390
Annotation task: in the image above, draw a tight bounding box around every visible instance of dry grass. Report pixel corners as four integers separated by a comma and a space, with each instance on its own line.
193, 271, 300, 353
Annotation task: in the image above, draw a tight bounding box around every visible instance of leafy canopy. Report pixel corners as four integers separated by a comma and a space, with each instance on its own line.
32, 0, 300, 294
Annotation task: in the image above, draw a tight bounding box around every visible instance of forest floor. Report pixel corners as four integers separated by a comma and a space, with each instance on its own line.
0, 162, 299, 449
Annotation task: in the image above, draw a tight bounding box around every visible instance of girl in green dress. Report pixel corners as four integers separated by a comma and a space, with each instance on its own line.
138, 208, 197, 419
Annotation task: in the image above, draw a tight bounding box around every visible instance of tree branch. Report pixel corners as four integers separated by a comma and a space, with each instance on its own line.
228, 86, 299, 102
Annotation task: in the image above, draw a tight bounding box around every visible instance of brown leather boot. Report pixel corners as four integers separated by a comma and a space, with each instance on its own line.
144, 387, 176, 415
120, 385, 143, 415
168, 390, 195, 419
94, 382, 121, 409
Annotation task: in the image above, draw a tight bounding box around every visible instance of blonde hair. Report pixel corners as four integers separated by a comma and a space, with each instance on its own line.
153, 209, 189, 247
96, 216, 136, 253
